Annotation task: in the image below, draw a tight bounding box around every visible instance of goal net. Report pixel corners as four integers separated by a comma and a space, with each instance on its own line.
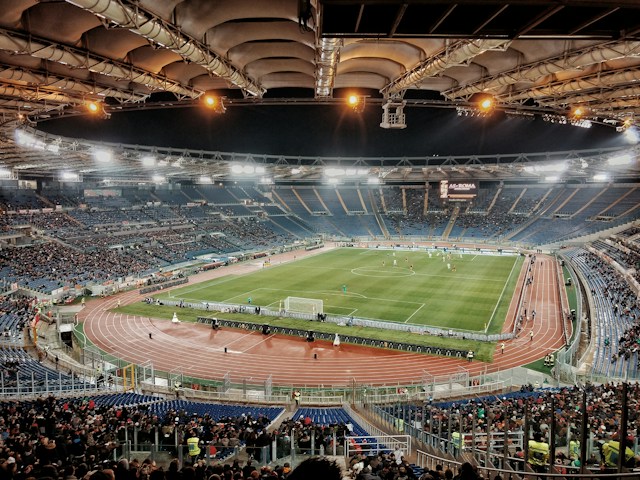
284, 296, 324, 315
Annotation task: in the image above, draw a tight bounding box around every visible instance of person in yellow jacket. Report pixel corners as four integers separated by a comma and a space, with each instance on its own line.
451, 431, 461, 457
602, 437, 635, 468
186, 430, 201, 462
528, 432, 550, 473
568, 438, 580, 461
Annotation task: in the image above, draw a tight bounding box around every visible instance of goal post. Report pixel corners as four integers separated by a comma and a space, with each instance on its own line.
284, 296, 324, 315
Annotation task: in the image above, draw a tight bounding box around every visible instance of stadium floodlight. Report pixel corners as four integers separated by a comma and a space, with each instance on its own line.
345, 168, 357, 176
242, 165, 255, 174
347, 94, 365, 113
46, 143, 60, 154
544, 175, 560, 182
198, 175, 213, 184
624, 127, 639, 144
141, 155, 156, 167
60, 171, 80, 182
231, 164, 244, 174
608, 153, 634, 166
325, 168, 345, 177
255, 166, 266, 174
152, 174, 165, 183
593, 173, 609, 182
523, 161, 567, 173
290, 168, 302, 175
94, 149, 113, 163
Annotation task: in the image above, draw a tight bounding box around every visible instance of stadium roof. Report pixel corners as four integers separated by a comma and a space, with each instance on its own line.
0, 1, 639, 181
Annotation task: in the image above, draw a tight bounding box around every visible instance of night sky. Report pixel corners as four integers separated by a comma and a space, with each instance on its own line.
39, 104, 628, 158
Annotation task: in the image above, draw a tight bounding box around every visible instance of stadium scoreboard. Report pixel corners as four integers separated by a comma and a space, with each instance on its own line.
439, 180, 478, 200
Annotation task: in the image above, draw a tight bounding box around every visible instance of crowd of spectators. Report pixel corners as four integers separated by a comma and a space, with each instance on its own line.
573, 251, 640, 365
393, 382, 640, 470
0, 394, 371, 480
0, 242, 153, 290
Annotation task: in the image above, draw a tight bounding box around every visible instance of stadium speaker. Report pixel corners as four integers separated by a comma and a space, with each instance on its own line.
306, 331, 315, 342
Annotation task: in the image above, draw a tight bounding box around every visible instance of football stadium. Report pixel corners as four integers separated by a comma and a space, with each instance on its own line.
0, 1, 640, 479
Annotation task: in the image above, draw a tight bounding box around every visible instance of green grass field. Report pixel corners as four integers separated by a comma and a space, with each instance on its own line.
157, 248, 523, 334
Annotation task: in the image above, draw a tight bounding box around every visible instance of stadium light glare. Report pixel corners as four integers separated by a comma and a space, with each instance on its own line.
608, 153, 634, 166
327, 177, 340, 184
255, 166, 266, 174
523, 161, 567, 173
60, 171, 79, 182
231, 164, 244, 174
241, 165, 255, 174
152, 174, 165, 183
345, 168, 357, 176
325, 168, 345, 177
94, 149, 113, 163
478, 96, 494, 112
290, 168, 302, 175
0, 168, 11, 178
367, 177, 381, 184
203, 94, 226, 113
198, 175, 212, 184
346, 94, 365, 113
593, 173, 608, 182
140, 155, 156, 167
624, 127, 639, 144
544, 175, 560, 182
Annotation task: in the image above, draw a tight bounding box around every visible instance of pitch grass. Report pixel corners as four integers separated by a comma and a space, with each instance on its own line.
158, 248, 523, 333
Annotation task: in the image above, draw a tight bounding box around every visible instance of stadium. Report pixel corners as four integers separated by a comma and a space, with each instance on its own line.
0, 0, 639, 479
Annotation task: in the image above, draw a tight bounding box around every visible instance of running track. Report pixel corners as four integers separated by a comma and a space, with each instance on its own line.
80, 248, 566, 386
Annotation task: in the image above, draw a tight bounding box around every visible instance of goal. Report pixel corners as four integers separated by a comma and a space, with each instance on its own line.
283, 296, 324, 315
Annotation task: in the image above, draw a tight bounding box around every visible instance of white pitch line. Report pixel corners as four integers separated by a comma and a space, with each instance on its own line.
405, 303, 426, 323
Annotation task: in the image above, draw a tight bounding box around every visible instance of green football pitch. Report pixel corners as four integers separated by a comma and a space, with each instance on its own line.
159, 248, 523, 333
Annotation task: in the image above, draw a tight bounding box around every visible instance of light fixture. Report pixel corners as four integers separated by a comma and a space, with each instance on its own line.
140, 155, 156, 167
571, 106, 585, 118
347, 94, 365, 113
478, 97, 494, 112
86, 101, 110, 119
203, 94, 226, 113
94, 149, 113, 163
608, 153, 634, 166
60, 171, 80, 182
623, 127, 639, 145
593, 174, 608, 182
523, 161, 567, 173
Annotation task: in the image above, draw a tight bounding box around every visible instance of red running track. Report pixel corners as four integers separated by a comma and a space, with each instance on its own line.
80, 250, 565, 387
